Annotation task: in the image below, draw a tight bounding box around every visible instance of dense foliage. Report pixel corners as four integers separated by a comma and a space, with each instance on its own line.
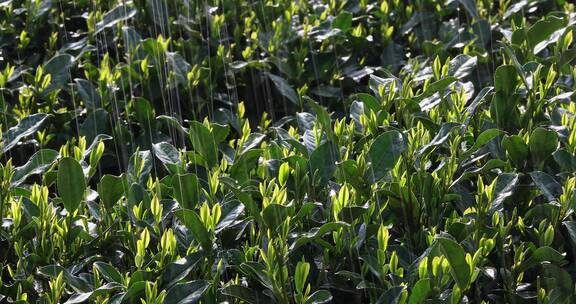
1, 0, 576, 303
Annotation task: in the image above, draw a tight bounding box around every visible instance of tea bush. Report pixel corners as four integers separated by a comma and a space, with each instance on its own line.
0, 0, 575, 303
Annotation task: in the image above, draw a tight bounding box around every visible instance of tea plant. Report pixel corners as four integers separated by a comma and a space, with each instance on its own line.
0, 0, 575, 303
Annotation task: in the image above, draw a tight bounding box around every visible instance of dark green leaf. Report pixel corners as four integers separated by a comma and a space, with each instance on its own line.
494, 65, 518, 95
262, 203, 290, 230
408, 278, 431, 304
367, 130, 406, 182
553, 149, 576, 172
414, 77, 457, 102
527, 16, 566, 53
448, 55, 478, 79
530, 171, 562, 202
457, 0, 479, 19
12, 149, 59, 187
267, 73, 299, 105
80, 108, 109, 144
562, 221, 576, 248
502, 135, 529, 168
463, 129, 504, 158
309, 141, 338, 186
1, 113, 50, 154
97, 174, 128, 208
57, 157, 86, 213
215, 201, 245, 233
305, 290, 333, 304
94, 262, 123, 284
162, 252, 205, 288
153, 141, 182, 173
189, 121, 218, 168
175, 209, 211, 250
419, 123, 461, 156
530, 127, 558, 166
489, 173, 519, 213
75, 79, 101, 109
376, 286, 406, 304
221, 285, 259, 304
95, 4, 137, 34
438, 238, 470, 289
332, 11, 353, 32
241, 133, 266, 154
172, 173, 200, 210
167, 52, 191, 86
517, 246, 566, 273
146, 0, 169, 32
43, 54, 74, 92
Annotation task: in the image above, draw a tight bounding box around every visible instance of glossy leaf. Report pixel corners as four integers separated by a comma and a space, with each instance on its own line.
57, 158, 86, 213
367, 130, 405, 182
12, 149, 59, 187
172, 173, 200, 210
175, 209, 211, 250
97, 174, 128, 208
1, 114, 49, 154
530, 127, 558, 166
438, 238, 470, 289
